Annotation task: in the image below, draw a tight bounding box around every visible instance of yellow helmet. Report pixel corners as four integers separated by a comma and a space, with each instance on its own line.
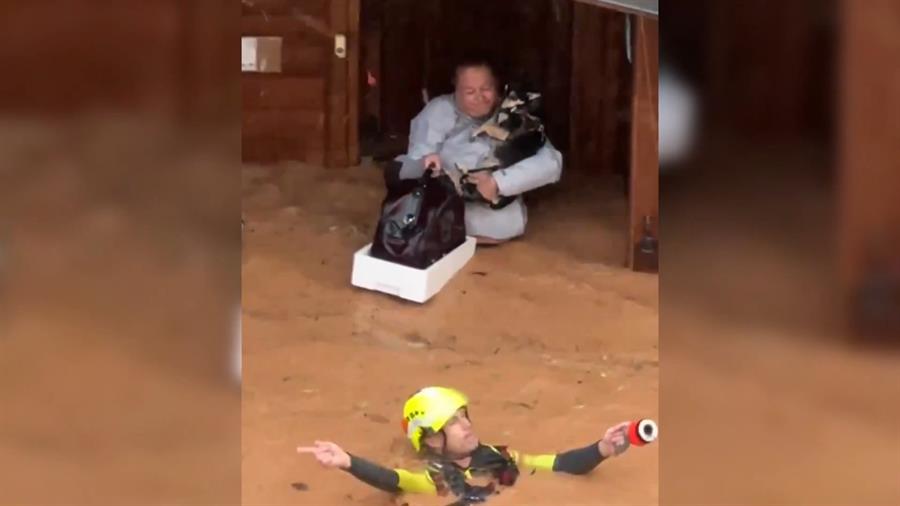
401, 386, 469, 452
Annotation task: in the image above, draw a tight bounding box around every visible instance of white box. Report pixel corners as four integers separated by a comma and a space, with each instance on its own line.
351, 237, 477, 303
241, 36, 282, 73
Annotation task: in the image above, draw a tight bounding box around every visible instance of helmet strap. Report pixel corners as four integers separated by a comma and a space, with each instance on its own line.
423, 431, 466, 461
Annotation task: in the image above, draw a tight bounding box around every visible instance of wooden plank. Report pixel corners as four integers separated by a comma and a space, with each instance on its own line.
242, 136, 324, 164
545, 0, 573, 154
627, 16, 658, 272
569, 2, 586, 173
570, 4, 623, 174
243, 137, 293, 164
839, 0, 900, 309
361, 0, 383, 133
242, 14, 303, 35
240, 132, 325, 168
242, 109, 325, 137
704, 1, 818, 140
362, 25, 381, 131
305, 146, 327, 166
281, 39, 328, 75
242, 138, 278, 164
242, 0, 328, 17
325, 0, 350, 167
347, 0, 361, 165
573, 0, 658, 18
241, 14, 331, 41
0, 2, 182, 114
599, 12, 622, 174
292, 8, 336, 40
242, 76, 325, 109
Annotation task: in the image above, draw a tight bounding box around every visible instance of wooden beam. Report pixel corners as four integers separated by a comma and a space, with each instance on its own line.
292, 7, 336, 40
627, 16, 658, 272
325, 0, 350, 167
242, 0, 328, 18
242, 109, 325, 137
347, 0, 361, 166
242, 76, 325, 110
569, 2, 588, 173
272, 38, 327, 76
361, 1, 382, 133
241, 0, 334, 39
600, 12, 623, 175
546, 0, 573, 154
839, 0, 900, 336
242, 14, 327, 39
573, 0, 658, 18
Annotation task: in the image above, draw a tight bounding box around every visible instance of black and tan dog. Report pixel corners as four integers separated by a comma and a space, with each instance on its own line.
446, 86, 547, 210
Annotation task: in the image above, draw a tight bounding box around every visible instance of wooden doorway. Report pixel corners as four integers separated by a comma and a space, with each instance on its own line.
240, 0, 658, 271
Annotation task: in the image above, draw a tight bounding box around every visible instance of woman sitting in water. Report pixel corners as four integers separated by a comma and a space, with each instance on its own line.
388, 57, 563, 245
298, 386, 633, 501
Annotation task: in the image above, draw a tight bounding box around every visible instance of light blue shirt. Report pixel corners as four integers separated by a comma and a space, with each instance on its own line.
395, 95, 563, 240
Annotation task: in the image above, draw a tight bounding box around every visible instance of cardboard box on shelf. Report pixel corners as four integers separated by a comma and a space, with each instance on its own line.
241, 36, 282, 73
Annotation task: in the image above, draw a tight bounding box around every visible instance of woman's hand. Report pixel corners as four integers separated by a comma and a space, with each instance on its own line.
297, 441, 352, 470
423, 153, 443, 176
468, 172, 499, 202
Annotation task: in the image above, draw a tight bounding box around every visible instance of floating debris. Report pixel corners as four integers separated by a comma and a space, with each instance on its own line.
364, 413, 390, 424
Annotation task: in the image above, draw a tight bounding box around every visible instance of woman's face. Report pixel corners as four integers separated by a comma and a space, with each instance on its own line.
454, 66, 498, 119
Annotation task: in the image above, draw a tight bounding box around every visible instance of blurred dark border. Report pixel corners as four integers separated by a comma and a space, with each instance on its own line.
0, 2, 242, 505
660, 0, 900, 504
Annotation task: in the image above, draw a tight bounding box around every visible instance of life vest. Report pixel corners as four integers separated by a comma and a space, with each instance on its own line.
426, 445, 520, 503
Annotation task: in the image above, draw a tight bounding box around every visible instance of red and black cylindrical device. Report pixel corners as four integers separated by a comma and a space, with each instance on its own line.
627, 419, 658, 446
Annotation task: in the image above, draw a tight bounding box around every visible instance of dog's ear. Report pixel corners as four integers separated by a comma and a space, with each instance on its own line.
500, 95, 524, 110
505, 81, 526, 97
524, 92, 543, 114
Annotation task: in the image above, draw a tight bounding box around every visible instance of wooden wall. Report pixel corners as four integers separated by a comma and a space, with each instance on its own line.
239, 0, 636, 174
840, 0, 900, 335
570, 4, 631, 175
360, 0, 383, 138
370, 0, 632, 172
705, 0, 831, 140
241, 0, 329, 164
373, 0, 575, 158
628, 16, 659, 271
241, 0, 359, 167
179, 0, 240, 122
0, 1, 235, 120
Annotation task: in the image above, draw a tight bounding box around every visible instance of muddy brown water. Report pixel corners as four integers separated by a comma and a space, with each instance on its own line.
241, 161, 659, 505
0, 120, 240, 505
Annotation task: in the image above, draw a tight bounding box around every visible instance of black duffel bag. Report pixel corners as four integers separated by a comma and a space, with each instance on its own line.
370, 167, 466, 269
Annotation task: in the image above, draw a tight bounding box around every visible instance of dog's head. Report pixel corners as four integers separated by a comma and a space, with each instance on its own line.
497, 85, 542, 126
500, 85, 541, 113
